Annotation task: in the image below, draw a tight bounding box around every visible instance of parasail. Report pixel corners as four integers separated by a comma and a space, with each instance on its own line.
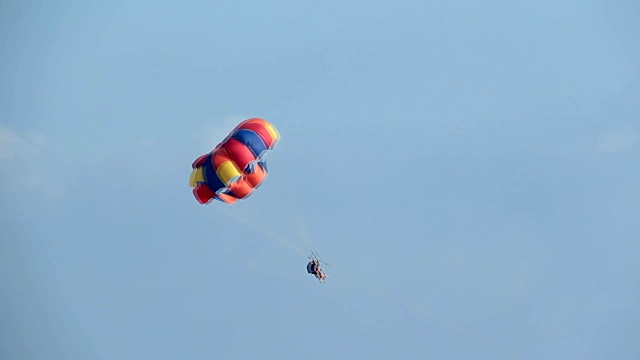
189, 118, 279, 204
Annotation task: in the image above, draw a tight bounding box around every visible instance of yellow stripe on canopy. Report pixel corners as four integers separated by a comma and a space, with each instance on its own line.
189, 168, 205, 187
216, 160, 242, 185
264, 122, 280, 142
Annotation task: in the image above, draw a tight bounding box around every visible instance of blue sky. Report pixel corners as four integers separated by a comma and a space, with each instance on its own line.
1, 1, 639, 359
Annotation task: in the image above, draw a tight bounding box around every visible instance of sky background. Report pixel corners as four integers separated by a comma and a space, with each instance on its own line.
1, 1, 639, 359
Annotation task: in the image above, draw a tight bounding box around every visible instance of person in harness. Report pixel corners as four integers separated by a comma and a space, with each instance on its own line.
306, 254, 328, 283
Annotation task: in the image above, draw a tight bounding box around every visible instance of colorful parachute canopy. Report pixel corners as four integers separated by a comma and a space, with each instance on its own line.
189, 118, 279, 204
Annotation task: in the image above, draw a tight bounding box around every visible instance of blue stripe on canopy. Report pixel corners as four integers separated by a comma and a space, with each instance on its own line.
232, 129, 268, 158
203, 154, 225, 192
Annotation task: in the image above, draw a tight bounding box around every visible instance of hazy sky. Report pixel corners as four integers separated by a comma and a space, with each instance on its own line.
1, 1, 639, 359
